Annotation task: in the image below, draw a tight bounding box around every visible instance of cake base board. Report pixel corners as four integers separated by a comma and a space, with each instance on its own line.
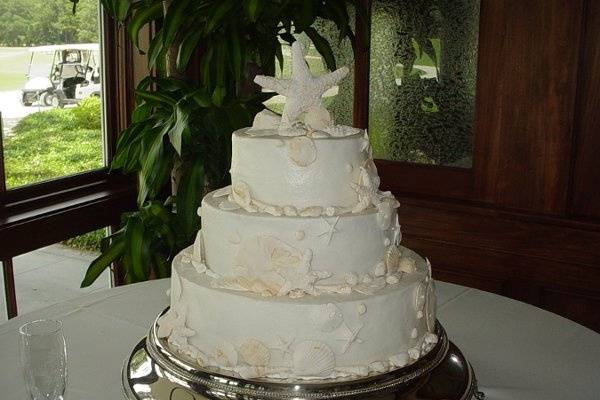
122, 313, 484, 399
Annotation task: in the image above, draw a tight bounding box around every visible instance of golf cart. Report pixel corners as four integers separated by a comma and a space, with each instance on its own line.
21, 43, 101, 107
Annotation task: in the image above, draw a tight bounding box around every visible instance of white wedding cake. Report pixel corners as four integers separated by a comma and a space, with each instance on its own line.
157, 42, 438, 381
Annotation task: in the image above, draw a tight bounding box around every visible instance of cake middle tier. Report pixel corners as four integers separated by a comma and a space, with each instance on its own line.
200, 189, 402, 286
230, 128, 369, 210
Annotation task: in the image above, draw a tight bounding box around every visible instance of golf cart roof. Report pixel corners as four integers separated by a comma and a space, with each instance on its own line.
28, 43, 99, 53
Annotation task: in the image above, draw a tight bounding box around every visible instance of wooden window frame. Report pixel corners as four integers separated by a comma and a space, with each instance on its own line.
0, 7, 138, 317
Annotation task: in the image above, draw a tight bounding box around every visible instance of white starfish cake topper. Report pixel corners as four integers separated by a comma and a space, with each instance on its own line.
254, 41, 349, 129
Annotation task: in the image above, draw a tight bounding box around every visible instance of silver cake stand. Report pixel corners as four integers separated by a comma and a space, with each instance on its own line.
122, 309, 484, 400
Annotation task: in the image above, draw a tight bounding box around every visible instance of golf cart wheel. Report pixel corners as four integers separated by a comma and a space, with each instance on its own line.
50, 95, 61, 108
41, 92, 53, 106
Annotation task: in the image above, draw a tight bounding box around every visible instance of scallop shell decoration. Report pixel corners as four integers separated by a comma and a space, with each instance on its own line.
376, 200, 394, 230
414, 282, 426, 312
399, 257, 417, 275
384, 245, 401, 273
425, 281, 437, 333
292, 340, 336, 377
213, 342, 238, 367
286, 136, 317, 167
310, 303, 344, 332
238, 338, 271, 366
218, 199, 241, 211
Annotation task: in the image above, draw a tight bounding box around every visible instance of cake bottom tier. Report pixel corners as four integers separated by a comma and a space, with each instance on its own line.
162, 247, 437, 381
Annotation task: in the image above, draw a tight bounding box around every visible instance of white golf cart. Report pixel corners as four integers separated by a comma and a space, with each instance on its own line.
21, 43, 101, 107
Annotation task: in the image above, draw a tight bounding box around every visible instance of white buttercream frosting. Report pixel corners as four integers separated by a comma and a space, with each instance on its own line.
159, 40, 439, 382
163, 247, 438, 381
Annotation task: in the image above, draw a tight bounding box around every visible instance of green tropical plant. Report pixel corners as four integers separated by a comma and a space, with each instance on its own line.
72, 0, 360, 287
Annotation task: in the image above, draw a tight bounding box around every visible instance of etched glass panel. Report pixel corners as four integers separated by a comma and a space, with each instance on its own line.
368, 0, 480, 167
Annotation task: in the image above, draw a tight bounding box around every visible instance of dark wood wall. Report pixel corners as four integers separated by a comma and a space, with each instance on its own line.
376, 0, 600, 331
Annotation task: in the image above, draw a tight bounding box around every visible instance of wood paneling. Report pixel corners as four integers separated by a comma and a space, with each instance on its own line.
571, 0, 600, 219
473, 0, 584, 214
396, 195, 600, 331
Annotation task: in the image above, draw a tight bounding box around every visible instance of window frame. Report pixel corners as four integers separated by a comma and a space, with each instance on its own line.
0, 7, 137, 260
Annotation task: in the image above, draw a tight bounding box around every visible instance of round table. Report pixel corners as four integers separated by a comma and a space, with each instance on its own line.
1, 280, 599, 400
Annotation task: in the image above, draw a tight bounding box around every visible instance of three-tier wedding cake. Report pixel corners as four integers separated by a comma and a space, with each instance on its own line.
157, 42, 438, 381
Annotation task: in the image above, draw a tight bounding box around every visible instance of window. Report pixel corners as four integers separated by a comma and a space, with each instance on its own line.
0, 0, 105, 189
0, 3, 137, 319
368, 0, 480, 167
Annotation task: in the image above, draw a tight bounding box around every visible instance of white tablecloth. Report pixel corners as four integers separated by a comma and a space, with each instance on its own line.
1, 280, 599, 400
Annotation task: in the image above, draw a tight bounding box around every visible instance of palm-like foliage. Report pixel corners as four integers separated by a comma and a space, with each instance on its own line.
74, 0, 360, 286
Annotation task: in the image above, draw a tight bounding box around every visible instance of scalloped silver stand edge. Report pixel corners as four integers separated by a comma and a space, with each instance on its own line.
122, 309, 484, 399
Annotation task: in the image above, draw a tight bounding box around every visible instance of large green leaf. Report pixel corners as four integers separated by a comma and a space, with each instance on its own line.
244, 0, 260, 22
115, 0, 131, 21
176, 30, 202, 72
176, 158, 204, 242
168, 104, 190, 155
163, 0, 192, 49
206, 0, 235, 33
304, 26, 336, 71
81, 237, 125, 287
128, 2, 163, 49
125, 216, 150, 281
138, 127, 168, 204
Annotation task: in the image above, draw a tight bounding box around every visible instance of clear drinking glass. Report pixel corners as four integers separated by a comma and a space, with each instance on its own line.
19, 319, 67, 400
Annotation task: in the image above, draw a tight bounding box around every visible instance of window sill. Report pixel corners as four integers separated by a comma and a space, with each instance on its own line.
0, 171, 136, 258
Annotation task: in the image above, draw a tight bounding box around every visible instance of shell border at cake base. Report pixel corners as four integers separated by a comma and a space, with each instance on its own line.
122, 308, 484, 400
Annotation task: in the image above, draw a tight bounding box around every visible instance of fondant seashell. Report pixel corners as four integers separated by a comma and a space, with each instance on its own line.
213, 342, 238, 367
218, 199, 241, 211
324, 206, 336, 216
385, 245, 401, 273
411, 328, 418, 339
361, 273, 373, 284
299, 206, 323, 217
292, 341, 335, 377
376, 200, 393, 230
304, 105, 333, 130
383, 237, 391, 246
369, 361, 388, 373
399, 257, 416, 274
408, 347, 420, 360
425, 281, 437, 333
424, 333, 438, 345
231, 182, 251, 205
310, 303, 344, 332
357, 303, 367, 315
212, 186, 232, 198
386, 274, 400, 285
399, 257, 417, 274
389, 352, 409, 368
374, 262, 387, 277
414, 283, 426, 311
193, 232, 204, 261
283, 205, 297, 216
345, 272, 359, 286
238, 338, 271, 366
286, 136, 317, 167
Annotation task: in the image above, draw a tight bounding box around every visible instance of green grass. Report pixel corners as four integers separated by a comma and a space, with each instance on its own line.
0, 47, 53, 91
63, 228, 105, 252
3, 97, 103, 188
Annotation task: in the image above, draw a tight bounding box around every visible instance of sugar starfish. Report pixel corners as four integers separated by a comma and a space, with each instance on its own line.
254, 41, 349, 128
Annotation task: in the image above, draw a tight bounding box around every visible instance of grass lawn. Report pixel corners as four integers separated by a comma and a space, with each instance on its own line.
3, 99, 104, 188
0, 47, 54, 91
